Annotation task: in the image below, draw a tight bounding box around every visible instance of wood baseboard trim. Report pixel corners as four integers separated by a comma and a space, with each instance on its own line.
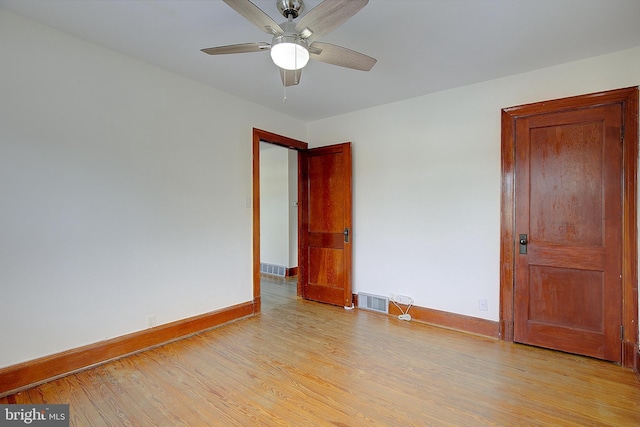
286, 267, 298, 277
635, 349, 640, 382
389, 303, 500, 338
622, 340, 639, 370
0, 301, 255, 397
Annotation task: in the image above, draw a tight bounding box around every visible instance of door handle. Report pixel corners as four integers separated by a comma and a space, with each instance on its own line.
343, 227, 350, 243
519, 234, 528, 254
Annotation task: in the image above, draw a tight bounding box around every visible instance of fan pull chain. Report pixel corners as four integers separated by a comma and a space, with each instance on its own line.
283, 69, 287, 103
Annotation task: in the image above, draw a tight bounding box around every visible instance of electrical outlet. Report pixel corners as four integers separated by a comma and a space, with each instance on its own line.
147, 314, 157, 328
478, 299, 488, 311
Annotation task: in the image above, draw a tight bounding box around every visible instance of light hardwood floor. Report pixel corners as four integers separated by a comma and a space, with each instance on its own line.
2, 276, 640, 426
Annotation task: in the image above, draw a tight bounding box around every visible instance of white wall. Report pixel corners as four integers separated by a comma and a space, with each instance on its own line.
288, 150, 298, 268
308, 47, 640, 322
260, 144, 290, 267
259, 145, 299, 269
0, 10, 307, 368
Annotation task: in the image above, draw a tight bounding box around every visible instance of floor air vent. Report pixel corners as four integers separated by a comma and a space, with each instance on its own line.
358, 293, 389, 314
260, 263, 286, 277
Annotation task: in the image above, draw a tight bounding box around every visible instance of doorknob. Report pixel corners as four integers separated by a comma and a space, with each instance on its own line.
343, 228, 350, 243
519, 234, 528, 254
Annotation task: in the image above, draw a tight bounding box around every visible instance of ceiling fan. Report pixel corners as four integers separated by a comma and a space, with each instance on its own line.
201, 0, 377, 87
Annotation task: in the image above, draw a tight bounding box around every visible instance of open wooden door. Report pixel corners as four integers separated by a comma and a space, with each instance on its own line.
299, 142, 353, 307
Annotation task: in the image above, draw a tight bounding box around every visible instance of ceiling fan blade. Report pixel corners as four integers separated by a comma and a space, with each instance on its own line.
309, 42, 376, 71
201, 42, 270, 55
223, 0, 284, 35
280, 68, 302, 87
295, 0, 368, 43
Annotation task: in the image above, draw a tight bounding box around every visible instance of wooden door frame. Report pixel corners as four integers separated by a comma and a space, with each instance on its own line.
500, 87, 639, 369
252, 128, 308, 313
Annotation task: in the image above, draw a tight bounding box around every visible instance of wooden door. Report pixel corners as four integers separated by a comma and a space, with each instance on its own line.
299, 142, 352, 307
513, 104, 623, 361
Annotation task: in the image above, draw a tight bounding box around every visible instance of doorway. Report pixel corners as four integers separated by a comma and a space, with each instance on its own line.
499, 87, 638, 367
259, 141, 298, 275
252, 128, 354, 311
252, 129, 307, 313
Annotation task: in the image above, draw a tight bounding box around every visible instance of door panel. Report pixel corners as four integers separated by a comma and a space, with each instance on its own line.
300, 143, 352, 307
528, 266, 603, 331
514, 105, 623, 362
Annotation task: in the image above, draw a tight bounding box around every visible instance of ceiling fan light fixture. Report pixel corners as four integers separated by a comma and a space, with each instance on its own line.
270, 35, 309, 70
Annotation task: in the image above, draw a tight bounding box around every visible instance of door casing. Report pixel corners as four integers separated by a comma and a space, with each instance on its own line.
499, 87, 639, 368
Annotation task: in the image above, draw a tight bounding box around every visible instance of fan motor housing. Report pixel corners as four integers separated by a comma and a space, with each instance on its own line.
277, 0, 304, 19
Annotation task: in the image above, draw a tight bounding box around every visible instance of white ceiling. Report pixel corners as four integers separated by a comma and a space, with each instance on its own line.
2, 0, 639, 122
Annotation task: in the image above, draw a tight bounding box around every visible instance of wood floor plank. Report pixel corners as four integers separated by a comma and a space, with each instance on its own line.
106, 358, 197, 425
3, 275, 639, 426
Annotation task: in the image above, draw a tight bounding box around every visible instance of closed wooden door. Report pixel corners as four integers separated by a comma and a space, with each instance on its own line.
513, 104, 623, 361
299, 142, 352, 307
